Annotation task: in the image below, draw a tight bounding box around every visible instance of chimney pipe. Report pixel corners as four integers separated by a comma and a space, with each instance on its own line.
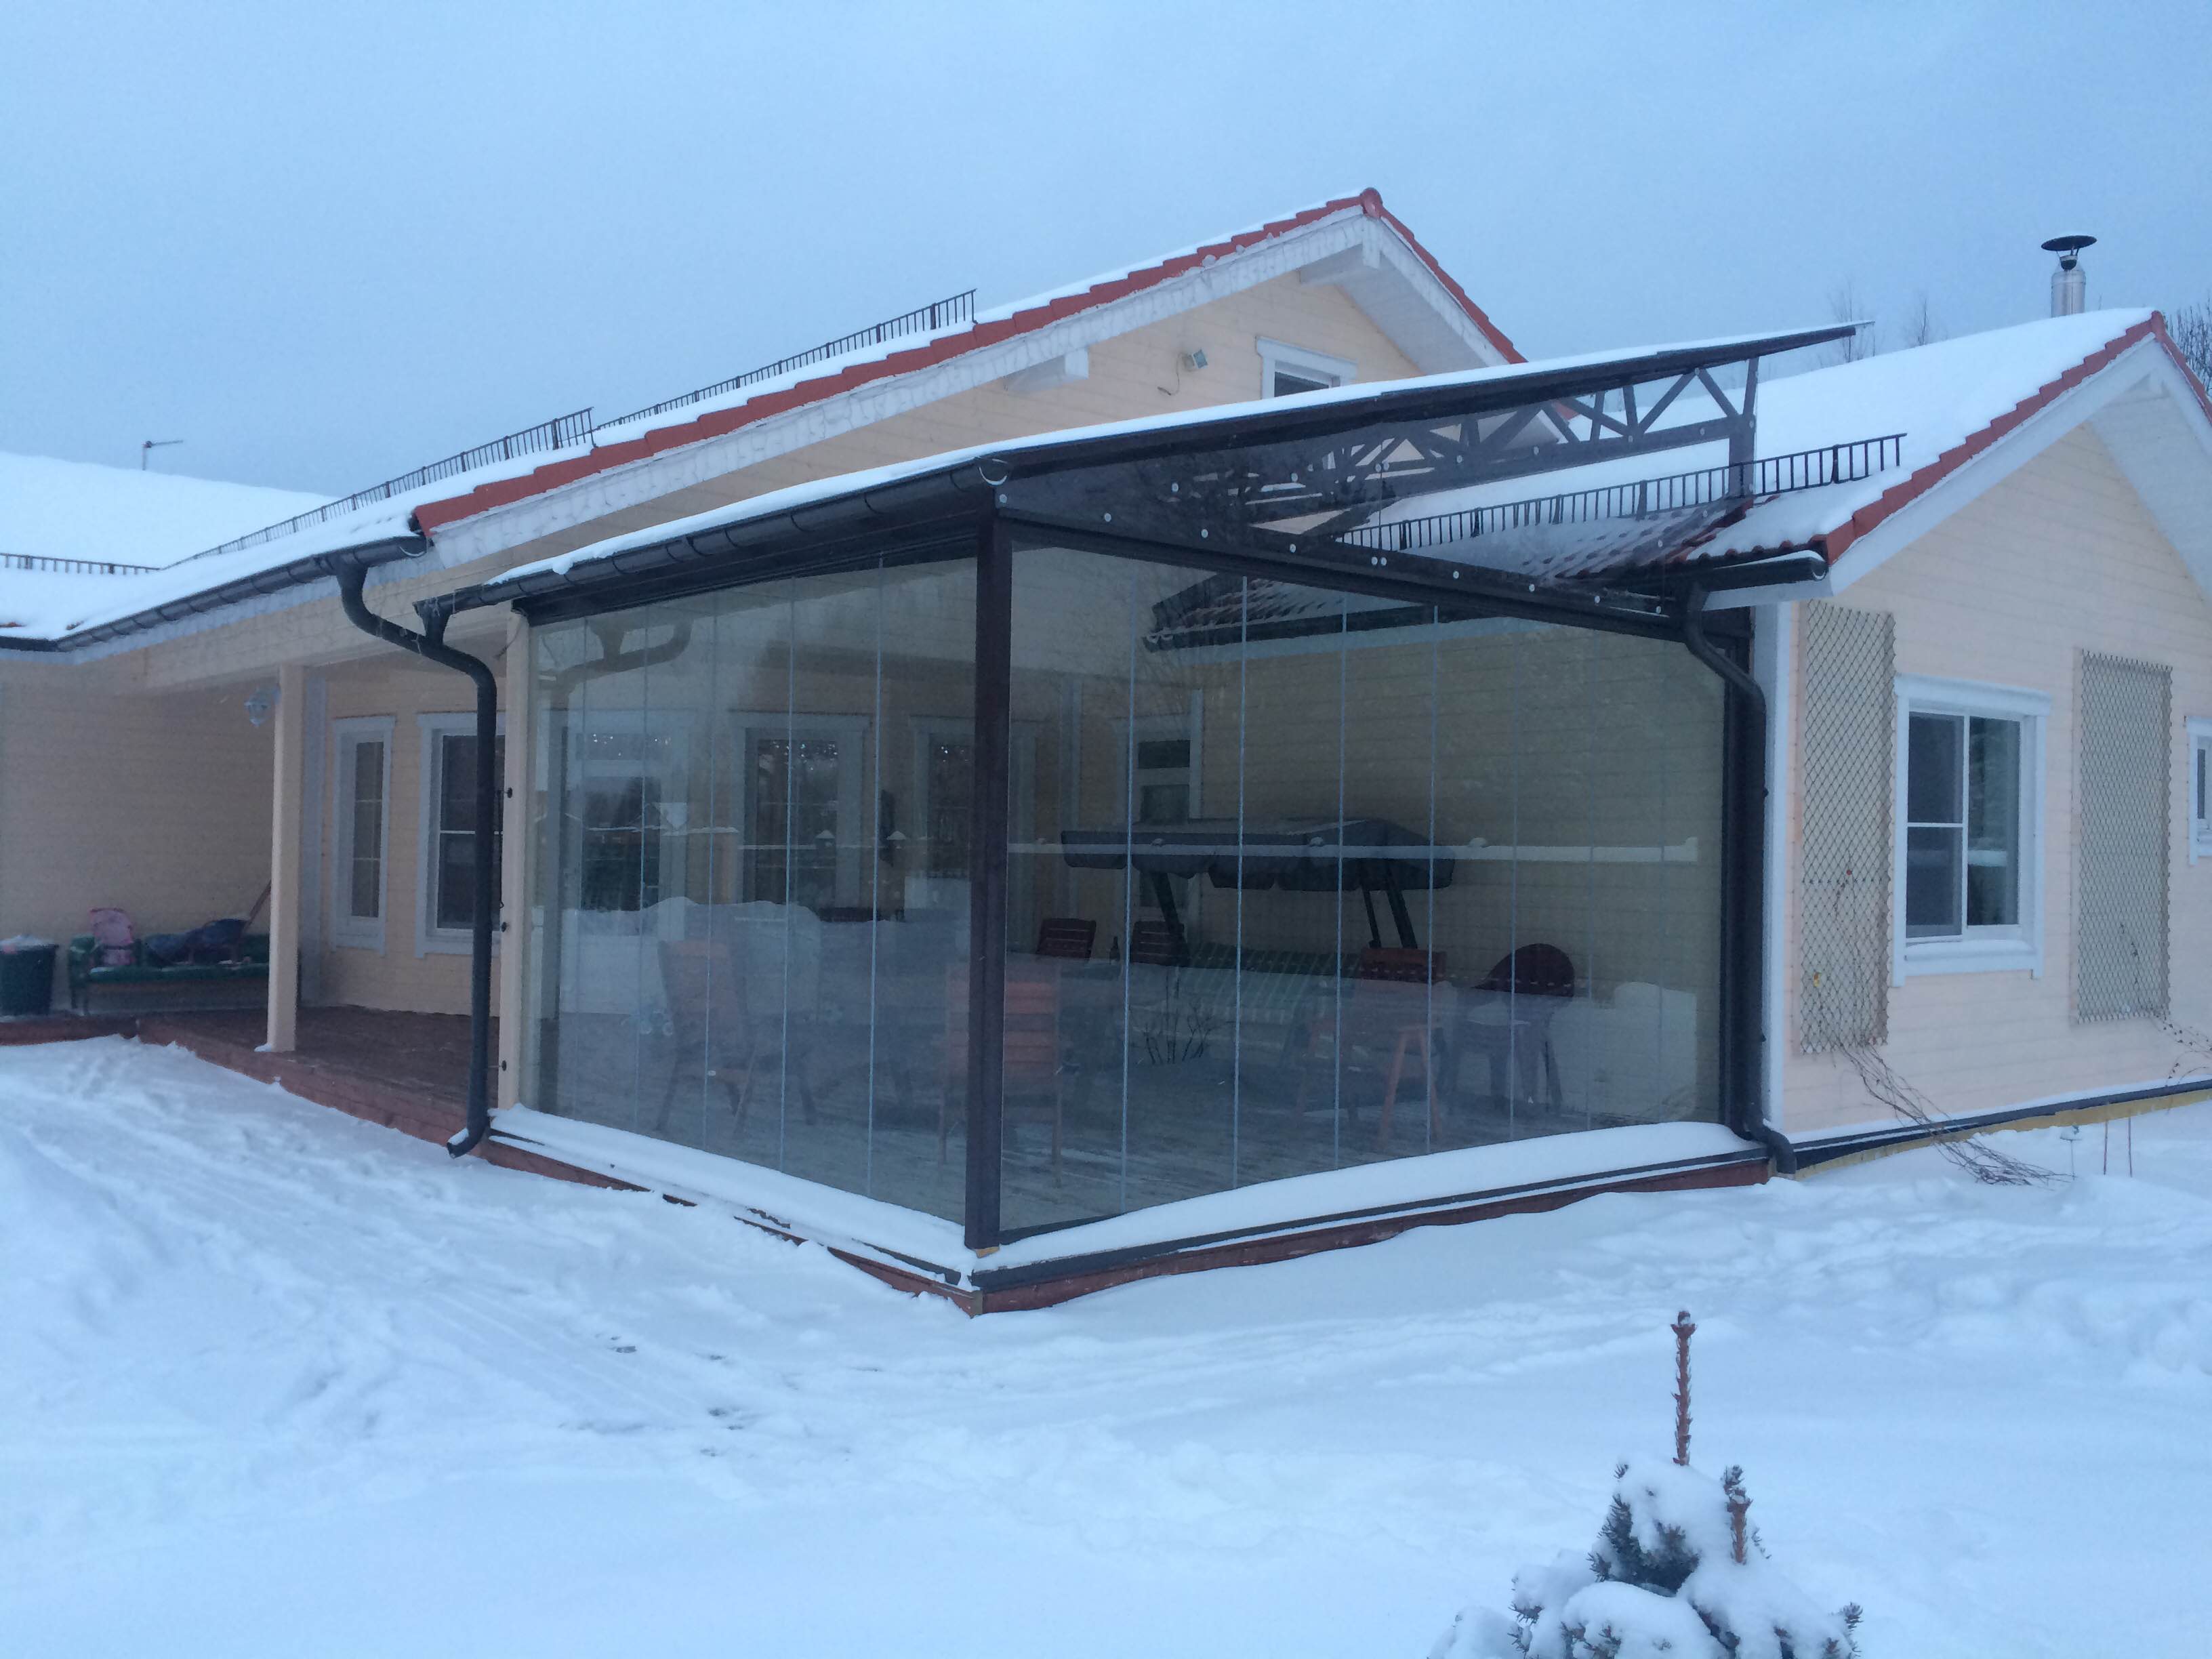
2041, 234, 2095, 317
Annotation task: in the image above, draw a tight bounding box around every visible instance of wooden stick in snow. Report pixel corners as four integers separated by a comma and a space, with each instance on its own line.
1671, 1310, 1695, 1466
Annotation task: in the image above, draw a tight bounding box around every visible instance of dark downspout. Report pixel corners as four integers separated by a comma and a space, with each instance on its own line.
337, 565, 499, 1158
1683, 584, 1798, 1175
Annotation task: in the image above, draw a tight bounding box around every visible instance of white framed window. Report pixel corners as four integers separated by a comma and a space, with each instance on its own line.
416, 713, 506, 956
735, 712, 869, 912
2188, 717, 2212, 863
1258, 337, 1355, 400
1114, 704, 1202, 826
1893, 675, 2047, 979
331, 716, 394, 951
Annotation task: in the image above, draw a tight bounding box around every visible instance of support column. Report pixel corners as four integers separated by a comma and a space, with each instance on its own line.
265, 660, 307, 1053
496, 614, 533, 1109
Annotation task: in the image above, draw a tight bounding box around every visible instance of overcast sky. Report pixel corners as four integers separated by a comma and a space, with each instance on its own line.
5, 2, 2207, 497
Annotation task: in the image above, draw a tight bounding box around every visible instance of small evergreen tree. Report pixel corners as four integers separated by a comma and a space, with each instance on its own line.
1430, 1315, 1862, 1659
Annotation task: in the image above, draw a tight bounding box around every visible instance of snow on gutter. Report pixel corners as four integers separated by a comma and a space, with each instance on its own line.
0, 531, 428, 653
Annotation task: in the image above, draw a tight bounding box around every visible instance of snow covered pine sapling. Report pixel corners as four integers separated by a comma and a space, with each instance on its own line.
1431, 1311, 1862, 1659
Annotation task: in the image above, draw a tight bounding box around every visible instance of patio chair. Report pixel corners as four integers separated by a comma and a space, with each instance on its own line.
940, 963, 1065, 1179
653, 939, 756, 1133
1295, 947, 1447, 1148
1035, 917, 1097, 961
1453, 943, 1574, 1116
653, 935, 819, 1133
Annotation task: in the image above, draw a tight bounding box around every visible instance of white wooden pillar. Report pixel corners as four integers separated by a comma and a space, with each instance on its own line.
265, 660, 307, 1052
495, 615, 533, 1108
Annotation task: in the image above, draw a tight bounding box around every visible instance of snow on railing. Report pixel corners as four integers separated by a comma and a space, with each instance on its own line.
595, 289, 978, 432
1, 550, 157, 575
1340, 434, 1907, 554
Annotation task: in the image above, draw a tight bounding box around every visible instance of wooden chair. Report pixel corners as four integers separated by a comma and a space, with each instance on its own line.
1296, 947, 1447, 1149
655, 935, 817, 1134
654, 939, 752, 1132
1128, 918, 1185, 967
1035, 917, 1097, 961
940, 964, 1065, 1179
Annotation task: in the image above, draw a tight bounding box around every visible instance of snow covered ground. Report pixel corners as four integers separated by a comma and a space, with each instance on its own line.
5, 1036, 2208, 1657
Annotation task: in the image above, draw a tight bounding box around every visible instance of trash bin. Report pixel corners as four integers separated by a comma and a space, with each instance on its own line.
0, 937, 57, 1018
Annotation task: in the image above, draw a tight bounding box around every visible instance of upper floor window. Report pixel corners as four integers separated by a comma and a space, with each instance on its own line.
1894, 676, 2047, 978
1258, 337, 1355, 400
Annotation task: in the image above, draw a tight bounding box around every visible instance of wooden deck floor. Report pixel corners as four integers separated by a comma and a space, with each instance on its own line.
157, 1006, 484, 1107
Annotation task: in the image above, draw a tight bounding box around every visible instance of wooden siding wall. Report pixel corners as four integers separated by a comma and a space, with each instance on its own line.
0, 659, 274, 1000
1781, 424, 2212, 1135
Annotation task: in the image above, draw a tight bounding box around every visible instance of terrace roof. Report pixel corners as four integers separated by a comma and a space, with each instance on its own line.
445, 321, 1862, 636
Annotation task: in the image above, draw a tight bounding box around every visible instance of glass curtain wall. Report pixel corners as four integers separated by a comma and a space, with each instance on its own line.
1001, 546, 1725, 1235
524, 558, 976, 1222
522, 541, 1727, 1242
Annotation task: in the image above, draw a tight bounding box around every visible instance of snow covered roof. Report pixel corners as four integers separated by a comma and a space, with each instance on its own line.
1673, 308, 2212, 583
0, 451, 343, 640
465, 308, 2212, 621
3, 189, 1517, 655
0, 452, 329, 571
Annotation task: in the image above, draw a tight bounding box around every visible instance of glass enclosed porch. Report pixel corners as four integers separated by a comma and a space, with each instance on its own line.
518, 541, 1727, 1242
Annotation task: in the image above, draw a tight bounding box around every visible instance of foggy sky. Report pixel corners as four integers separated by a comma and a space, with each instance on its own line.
5, 1, 2206, 497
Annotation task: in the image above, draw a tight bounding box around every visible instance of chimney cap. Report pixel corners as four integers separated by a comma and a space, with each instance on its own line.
2041, 234, 2097, 266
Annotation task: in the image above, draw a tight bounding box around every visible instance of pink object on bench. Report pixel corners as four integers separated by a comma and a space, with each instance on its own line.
88, 908, 136, 968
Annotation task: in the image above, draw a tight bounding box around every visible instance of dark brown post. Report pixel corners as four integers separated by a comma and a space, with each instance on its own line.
1671, 1309, 1696, 1466
964, 514, 1012, 1251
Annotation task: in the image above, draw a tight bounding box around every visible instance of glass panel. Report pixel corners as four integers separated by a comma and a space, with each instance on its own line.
1906, 712, 1962, 825
867, 562, 974, 1220
521, 559, 977, 1223
997, 548, 1728, 1237
1965, 716, 2020, 928
1905, 825, 1963, 938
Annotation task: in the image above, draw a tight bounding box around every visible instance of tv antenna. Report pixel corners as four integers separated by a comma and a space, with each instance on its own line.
140, 438, 184, 470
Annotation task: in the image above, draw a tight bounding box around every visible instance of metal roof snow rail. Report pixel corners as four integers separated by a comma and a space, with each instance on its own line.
179, 410, 595, 565
1341, 434, 1906, 554
596, 288, 977, 431
1, 551, 158, 575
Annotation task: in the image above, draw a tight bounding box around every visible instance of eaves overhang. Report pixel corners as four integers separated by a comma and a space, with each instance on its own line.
0, 534, 429, 655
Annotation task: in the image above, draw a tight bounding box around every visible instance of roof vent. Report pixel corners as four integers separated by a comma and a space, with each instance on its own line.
2041, 234, 2095, 316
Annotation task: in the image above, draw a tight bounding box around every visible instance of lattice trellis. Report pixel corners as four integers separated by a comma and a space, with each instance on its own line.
1797, 603, 1896, 1052
2076, 651, 2171, 1021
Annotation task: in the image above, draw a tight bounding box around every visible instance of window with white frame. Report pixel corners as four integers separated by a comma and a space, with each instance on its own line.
1128, 716, 1197, 825
2189, 718, 2212, 863
1257, 337, 1355, 400
331, 717, 394, 950
418, 714, 505, 954
1894, 676, 2047, 975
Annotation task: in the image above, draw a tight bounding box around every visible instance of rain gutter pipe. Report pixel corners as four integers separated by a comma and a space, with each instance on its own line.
1683, 581, 1797, 1176
336, 562, 499, 1158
